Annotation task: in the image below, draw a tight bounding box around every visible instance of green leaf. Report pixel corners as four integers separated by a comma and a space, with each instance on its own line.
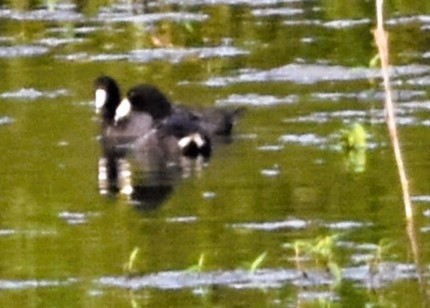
341, 122, 367, 150
124, 247, 140, 275
249, 252, 267, 273
327, 261, 342, 285
369, 54, 380, 68
183, 21, 194, 33
47, 0, 57, 12
187, 253, 205, 273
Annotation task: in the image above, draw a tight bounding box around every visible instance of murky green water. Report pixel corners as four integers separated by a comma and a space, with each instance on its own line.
1, 0, 430, 306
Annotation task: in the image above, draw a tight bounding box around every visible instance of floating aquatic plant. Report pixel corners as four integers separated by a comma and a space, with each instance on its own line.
339, 122, 367, 173
340, 122, 367, 151
344, 145, 366, 173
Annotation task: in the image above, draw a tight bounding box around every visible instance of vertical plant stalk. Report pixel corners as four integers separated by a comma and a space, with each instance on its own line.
373, 0, 412, 220
373, 2, 428, 302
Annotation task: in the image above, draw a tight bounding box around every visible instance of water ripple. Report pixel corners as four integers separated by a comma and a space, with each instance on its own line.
130, 46, 248, 62
58, 211, 90, 225
58, 46, 248, 63
311, 89, 426, 103
96, 12, 208, 23
164, 0, 298, 6
0, 278, 77, 290
284, 109, 421, 127
216, 93, 298, 107
0, 45, 49, 58
205, 63, 430, 86
411, 195, 430, 203
252, 7, 303, 17
386, 15, 430, 26
279, 133, 327, 147
0, 88, 69, 100
0, 5, 82, 22
38, 37, 86, 47
324, 221, 372, 230
97, 262, 417, 290
322, 18, 370, 29
0, 116, 14, 126
231, 219, 308, 231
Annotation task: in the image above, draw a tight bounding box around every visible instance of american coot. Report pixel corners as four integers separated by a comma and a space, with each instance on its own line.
94, 76, 212, 162
116, 84, 245, 138
117, 85, 212, 162
150, 113, 212, 161
94, 76, 120, 125
94, 76, 160, 148
191, 107, 246, 137
115, 84, 172, 123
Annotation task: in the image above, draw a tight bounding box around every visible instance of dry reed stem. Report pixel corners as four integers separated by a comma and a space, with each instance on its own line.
373, 2, 427, 302
373, 0, 412, 220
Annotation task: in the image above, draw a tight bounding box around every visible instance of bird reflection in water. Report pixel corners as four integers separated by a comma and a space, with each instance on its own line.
98, 145, 208, 211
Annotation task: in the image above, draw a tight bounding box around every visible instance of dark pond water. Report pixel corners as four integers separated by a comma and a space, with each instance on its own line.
1, 0, 430, 306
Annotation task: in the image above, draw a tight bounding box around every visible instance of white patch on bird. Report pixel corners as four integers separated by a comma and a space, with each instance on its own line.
178, 133, 206, 149
115, 98, 132, 123
95, 89, 107, 113
192, 133, 205, 148
178, 135, 193, 149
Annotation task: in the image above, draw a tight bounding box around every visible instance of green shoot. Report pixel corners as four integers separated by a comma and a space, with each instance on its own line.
47, 0, 57, 12
369, 53, 381, 68
369, 238, 394, 273
248, 252, 267, 274
340, 122, 367, 151
183, 21, 194, 33
291, 234, 342, 282
187, 253, 205, 273
327, 261, 342, 286
123, 247, 140, 276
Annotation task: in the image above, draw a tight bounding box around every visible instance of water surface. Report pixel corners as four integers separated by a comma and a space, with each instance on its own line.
0, 0, 430, 306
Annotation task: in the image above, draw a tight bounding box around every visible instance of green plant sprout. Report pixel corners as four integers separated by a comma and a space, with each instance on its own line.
340, 122, 367, 151
183, 21, 195, 33
369, 53, 381, 68
247, 252, 267, 274
46, 0, 57, 12
368, 238, 394, 274
339, 122, 367, 173
187, 253, 205, 273
123, 246, 140, 276
292, 234, 342, 284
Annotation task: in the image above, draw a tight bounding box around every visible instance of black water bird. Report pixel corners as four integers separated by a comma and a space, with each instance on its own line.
138, 113, 212, 161
95, 76, 212, 164
114, 84, 172, 123
116, 83, 245, 139
95, 75, 243, 163
94, 76, 163, 148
